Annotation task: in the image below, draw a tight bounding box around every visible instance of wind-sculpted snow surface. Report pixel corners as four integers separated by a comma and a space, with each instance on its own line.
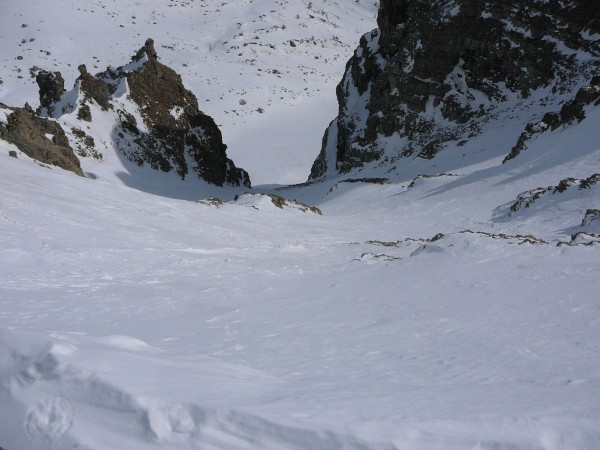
2, 99, 600, 447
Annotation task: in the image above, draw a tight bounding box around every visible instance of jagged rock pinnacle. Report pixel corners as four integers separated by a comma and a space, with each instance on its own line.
35, 71, 65, 116
134, 38, 158, 61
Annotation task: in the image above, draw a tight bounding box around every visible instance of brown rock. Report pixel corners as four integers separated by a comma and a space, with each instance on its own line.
0, 103, 83, 176
117, 40, 250, 186
78, 64, 111, 111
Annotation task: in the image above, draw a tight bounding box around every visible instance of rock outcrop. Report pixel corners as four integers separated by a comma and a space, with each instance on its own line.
77, 64, 111, 111
36, 71, 66, 117
0, 102, 84, 176
504, 77, 600, 162
310, 0, 600, 179
581, 208, 600, 227
38, 39, 250, 188
495, 173, 600, 218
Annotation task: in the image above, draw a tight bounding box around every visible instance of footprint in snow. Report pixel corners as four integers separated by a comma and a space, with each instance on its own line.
25, 397, 73, 441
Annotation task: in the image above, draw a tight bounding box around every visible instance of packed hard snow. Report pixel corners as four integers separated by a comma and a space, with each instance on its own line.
1, 1, 600, 450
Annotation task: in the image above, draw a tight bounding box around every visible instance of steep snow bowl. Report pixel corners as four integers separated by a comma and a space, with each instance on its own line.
2, 102, 600, 448
1, 1, 600, 449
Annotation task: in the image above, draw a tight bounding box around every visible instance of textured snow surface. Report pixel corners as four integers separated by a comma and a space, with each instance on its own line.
2, 105, 600, 448
1, 1, 600, 450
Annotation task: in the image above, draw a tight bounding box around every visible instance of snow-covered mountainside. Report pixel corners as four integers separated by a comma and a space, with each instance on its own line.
1, 1, 600, 450
0, 0, 379, 185
310, 0, 600, 179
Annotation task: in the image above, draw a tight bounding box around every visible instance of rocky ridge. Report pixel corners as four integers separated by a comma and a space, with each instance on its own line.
494, 173, 600, 220
33, 39, 250, 187
310, 0, 600, 179
504, 76, 600, 162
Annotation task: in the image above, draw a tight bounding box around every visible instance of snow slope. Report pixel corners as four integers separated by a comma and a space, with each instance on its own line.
2, 101, 600, 448
1, 1, 600, 449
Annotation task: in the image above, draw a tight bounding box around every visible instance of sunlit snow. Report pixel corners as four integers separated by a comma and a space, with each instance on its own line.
1, 1, 600, 450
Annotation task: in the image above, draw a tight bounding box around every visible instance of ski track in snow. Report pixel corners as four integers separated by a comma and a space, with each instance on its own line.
1, 1, 600, 450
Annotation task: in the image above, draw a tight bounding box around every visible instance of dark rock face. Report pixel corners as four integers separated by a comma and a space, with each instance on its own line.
310, 0, 600, 179
0, 103, 84, 176
39, 39, 250, 188
36, 71, 66, 117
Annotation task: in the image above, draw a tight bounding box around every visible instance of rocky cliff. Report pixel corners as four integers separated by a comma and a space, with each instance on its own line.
309, 0, 600, 179
36, 39, 250, 187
